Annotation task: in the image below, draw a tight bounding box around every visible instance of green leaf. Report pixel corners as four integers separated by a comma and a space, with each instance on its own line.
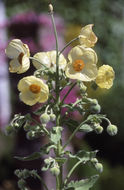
14, 152, 43, 161
65, 175, 99, 190
79, 124, 93, 133
68, 150, 98, 163
50, 126, 63, 144
15, 143, 54, 161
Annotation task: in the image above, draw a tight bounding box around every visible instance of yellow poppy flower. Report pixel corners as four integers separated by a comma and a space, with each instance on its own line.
18, 76, 49, 106
5, 39, 30, 73
79, 24, 98, 48
95, 65, 115, 89
32, 51, 66, 71
65, 45, 98, 81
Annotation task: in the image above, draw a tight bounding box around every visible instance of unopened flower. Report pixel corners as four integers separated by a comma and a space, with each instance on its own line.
79, 24, 98, 48
5, 39, 30, 73
32, 51, 66, 71
95, 65, 115, 89
18, 76, 49, 106
65, 45, 98, 81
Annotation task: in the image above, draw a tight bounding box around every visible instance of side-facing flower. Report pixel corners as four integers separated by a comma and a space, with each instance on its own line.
5, 39, 30, 73
95, 65, 115, 89
65, 45, 98, 81
18, 76, 49, 106
79, 24, 98, 48
32, 51, 66, 71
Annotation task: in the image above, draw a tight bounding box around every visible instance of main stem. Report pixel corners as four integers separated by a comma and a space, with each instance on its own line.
50, 9, 62, 190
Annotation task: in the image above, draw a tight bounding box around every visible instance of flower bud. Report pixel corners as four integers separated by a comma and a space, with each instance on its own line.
107, 124, 118, 136
26, 131, 36, 140
6, 125, 14, 135
23, 122, 30, 131
13, 122, 20, 129
50, 165, 60, 176
18, 179, 26, 189
95, 163, 103, 173
95, 125, 103, 134
50, 113, 56, 121
14, 169, 20, 177
80, 83, 87, 93
49, 4, 53, 13
91, 158, 98, 164
22, 169, 30, 179
40, 113, 50, 124
90, 104, 101, 113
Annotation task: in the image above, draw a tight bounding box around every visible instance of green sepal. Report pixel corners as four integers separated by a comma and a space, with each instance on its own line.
50, 126, 63, 144
64, 175, 99, 190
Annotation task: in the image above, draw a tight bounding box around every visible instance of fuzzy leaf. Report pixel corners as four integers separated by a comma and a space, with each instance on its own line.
65, 175, 99, 190
68, 150, 98, 163
14, 152, 43, 161
50, 127, 63, 144
79, 124, 93, 133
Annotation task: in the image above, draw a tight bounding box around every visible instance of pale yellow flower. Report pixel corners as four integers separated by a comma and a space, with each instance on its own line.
5, 39, 30, 73
18, 76, 49, 106
65, 45, 98, 81
95, 65, 115, 89
32, 51, 66, 71
79, 24, 98, 48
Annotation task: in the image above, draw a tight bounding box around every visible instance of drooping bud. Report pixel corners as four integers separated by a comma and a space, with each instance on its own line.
107, 124, 118, 136
40, 113, 50, 124
95, 125, 103, 134
90, 104, 101, 113
50, 164, 60, 176
79, 83, 87, 93
49, 4, 53, 13
18, 179, 26, 189
91, 158, 98, 164
95, 163, 103, 173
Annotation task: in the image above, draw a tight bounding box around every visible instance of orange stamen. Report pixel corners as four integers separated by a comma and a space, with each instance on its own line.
29, 84, 41, 94
18, 52, 24, 65
73, 59, 85, 72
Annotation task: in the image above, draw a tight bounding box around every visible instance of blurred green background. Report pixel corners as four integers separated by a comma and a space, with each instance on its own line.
0, 0, 124, 189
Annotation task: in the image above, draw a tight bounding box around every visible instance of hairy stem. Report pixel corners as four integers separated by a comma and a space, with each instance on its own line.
64, 160, 82, 186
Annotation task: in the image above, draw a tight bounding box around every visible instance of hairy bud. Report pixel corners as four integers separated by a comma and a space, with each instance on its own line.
40, 113, 50, 124
107, 124, 118, 136
95, 163, 103, 173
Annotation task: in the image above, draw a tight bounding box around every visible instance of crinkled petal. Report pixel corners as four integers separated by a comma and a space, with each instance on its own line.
5, 39, 25, 58
68, 46, 83, 62
65, 62, 97, 81
33, 52, 51, 69
9, 59, 21, 73
19, 91, 40, 106
79, 24, 98, 47
95, 65, 115, 89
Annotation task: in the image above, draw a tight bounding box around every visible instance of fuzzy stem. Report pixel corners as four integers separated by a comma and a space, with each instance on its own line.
63, 118, 88, 149
64, 160, 82, 186
50, 7, 62, 190
60, 82, 77, 105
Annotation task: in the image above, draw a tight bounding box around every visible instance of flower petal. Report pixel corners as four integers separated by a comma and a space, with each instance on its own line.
5, 39, 25, 58
19, 91, 40, 106
33, 52, 51, 69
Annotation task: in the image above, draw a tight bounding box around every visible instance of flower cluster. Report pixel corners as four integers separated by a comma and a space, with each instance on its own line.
5, 24, 115, 106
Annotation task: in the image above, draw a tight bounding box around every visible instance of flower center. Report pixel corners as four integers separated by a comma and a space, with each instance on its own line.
73, 59, 85, 72
29, 84, 41, 94
18, 52, 24, 65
